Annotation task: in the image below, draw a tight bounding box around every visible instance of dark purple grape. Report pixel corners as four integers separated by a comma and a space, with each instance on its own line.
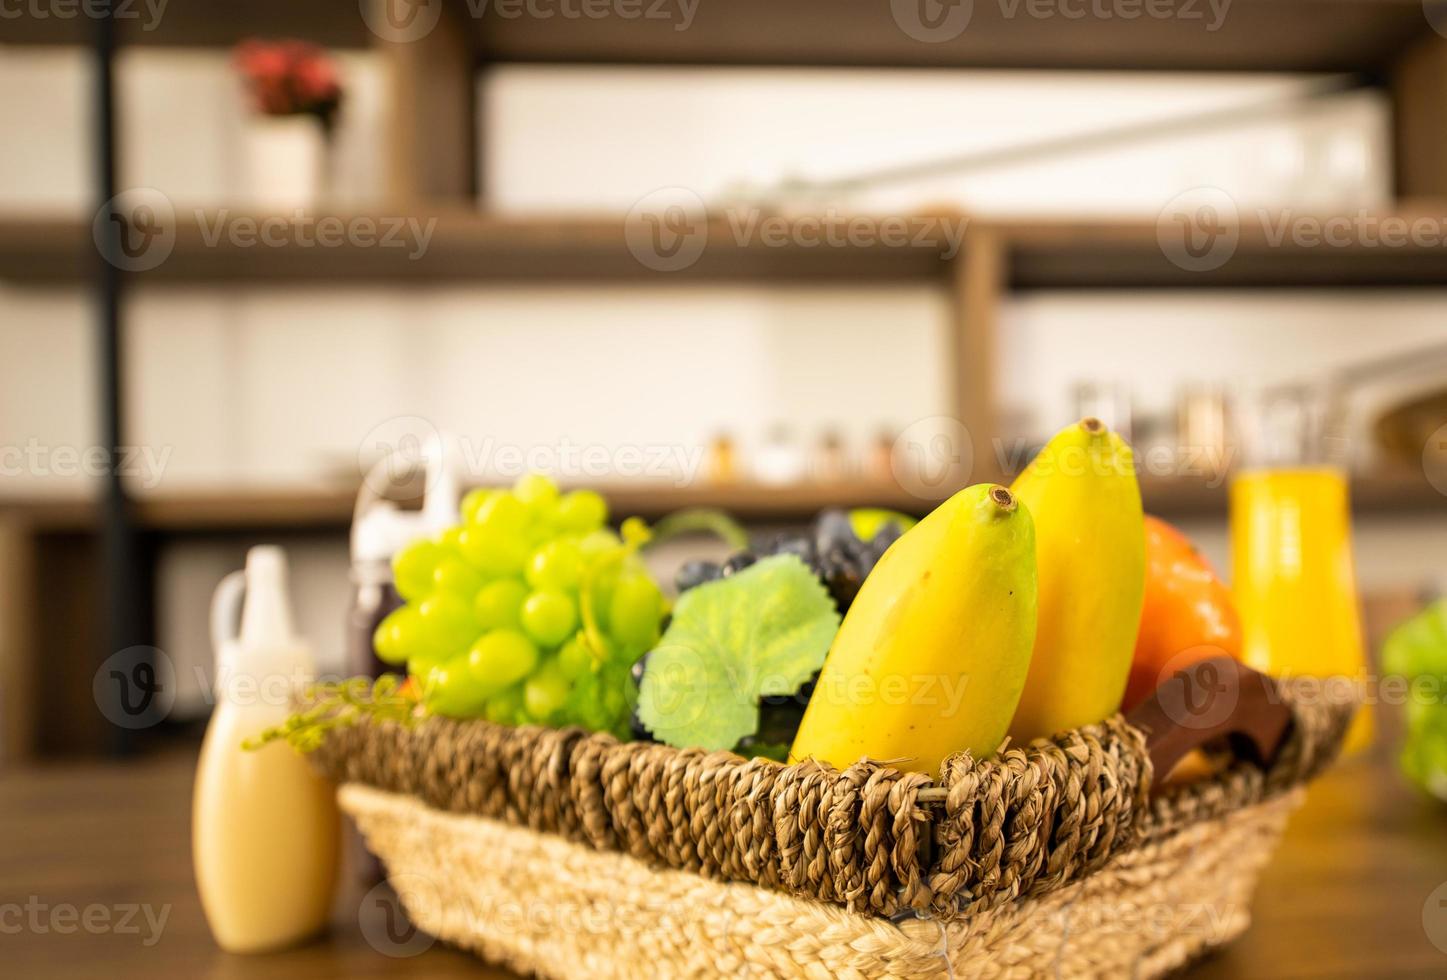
768, 534, 817, 564
628, 652, 658, 742
865, 523, 904, 565
629, 650, 652, 690
722, 551, 757, 577
629, 709, 655, 743
814, 510, 857, 556
675, 560, 721, 593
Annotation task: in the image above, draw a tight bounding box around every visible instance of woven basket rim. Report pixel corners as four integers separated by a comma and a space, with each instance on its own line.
307, 676, 1353, 919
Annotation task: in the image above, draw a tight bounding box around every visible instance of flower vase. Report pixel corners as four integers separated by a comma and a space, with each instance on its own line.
242, 115, 329, 212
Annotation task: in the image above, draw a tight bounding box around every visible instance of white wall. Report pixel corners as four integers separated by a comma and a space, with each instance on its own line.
484, 67, 1389, 216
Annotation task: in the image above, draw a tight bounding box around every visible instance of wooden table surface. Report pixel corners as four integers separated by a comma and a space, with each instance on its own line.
2, 748, 1444, 978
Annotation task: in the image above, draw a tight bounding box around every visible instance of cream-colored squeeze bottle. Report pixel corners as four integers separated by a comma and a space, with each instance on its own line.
193, 545, 339, 952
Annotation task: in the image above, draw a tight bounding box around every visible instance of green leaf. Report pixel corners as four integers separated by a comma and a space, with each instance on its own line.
1382, 599, 1447, 681
637, 554, 840, 750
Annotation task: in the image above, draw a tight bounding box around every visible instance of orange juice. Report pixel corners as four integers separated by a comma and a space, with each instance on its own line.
1229, 467, 1371, 752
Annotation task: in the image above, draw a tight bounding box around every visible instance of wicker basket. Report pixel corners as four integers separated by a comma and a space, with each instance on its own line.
310, 659, 1354, 978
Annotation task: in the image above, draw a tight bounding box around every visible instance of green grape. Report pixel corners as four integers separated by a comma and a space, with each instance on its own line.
416, 593, 479, 653
407, 649, 447, 680
392, 538, 442, 602
523, 658, 570, 723
513, 472, 560, 509
607, 571, 664, 652
473, 491, 528, 535
424, 657, 490, 718
373, 606, 422, 665
437, 525, 466, 555
473, 578, 528, 631
521, 590, 578, 647
458, 525, 529, 577
484, 684, 523, 724
577, 528, 622, 557
432, 557, 484, 597
556, 634, 592, 679
555, 489, 608, 533
467, 628, 539, 693
601, 684, 626, 722
460, 487, 497, 524
527, 539, 584, 592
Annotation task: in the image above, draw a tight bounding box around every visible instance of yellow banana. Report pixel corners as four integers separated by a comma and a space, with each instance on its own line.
789, 483, 1037, 778
1007, 418, 1145, 743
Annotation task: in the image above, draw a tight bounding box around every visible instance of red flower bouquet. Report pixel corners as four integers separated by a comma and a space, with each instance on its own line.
234, 39, 343, 132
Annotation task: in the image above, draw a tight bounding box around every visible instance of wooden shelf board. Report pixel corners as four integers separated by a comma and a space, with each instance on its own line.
465, 0, 1431, 73
0, 1, 372, 48
10, 208, 1447, 287
0, 0, 1433, 72
2, 471, 1438, 535
1139, 469, 1447, 517
0, 212, 949, 284
0, 480, 931, 534
988, 209, 1447, 289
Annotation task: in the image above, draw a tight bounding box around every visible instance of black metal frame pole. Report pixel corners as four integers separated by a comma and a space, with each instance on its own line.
94, 4, 139, 756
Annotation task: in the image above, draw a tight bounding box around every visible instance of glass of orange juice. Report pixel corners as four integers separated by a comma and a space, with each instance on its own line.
1229, 388, 1371, 752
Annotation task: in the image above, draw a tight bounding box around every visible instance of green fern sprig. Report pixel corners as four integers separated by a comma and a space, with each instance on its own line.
243, 673, 420, 753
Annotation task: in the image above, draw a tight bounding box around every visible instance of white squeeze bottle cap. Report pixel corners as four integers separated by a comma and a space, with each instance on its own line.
211, 545, 314, 701
350, 431, 463, 566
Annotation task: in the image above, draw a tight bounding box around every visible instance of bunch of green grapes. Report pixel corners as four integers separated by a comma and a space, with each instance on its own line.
371, 474, 665, 737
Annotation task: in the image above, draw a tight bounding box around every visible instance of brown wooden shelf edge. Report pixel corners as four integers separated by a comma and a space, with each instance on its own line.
0, 470, 1438, 535
2, 0, 1435, 75
7, 210, 1447, 287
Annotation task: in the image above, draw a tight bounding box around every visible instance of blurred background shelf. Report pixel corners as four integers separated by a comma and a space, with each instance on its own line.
3, 471, 1440, 536
0, 0, 1434, 73
9, 210, 1447, 287
990, 208, 1447, 289
0, 212, 952, 283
